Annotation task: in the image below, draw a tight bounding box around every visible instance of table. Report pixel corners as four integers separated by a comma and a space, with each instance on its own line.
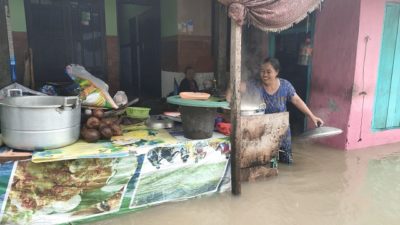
166, 96, 229, 139
0, 125, 231, 225
166, 95, 229, 108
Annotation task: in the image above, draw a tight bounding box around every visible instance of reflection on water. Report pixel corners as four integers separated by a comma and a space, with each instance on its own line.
92, 140, 400, 225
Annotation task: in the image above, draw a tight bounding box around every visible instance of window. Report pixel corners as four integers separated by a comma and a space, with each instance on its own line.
373, 3, 400, 129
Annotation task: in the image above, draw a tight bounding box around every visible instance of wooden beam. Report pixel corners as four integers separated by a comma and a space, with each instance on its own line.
230, 20, 242, 195
0, 0, 11, 88
240, 112, 289, 181
240, 112, 289, 169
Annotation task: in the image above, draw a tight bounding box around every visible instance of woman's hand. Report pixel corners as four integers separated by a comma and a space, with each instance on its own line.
291, 94, 325, 127
310, 115, 324, 127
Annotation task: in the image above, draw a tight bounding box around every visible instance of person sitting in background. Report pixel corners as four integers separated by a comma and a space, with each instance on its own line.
179, 66, 199, 93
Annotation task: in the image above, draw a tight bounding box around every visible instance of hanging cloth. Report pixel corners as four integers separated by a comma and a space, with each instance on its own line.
218, 0, 323, 32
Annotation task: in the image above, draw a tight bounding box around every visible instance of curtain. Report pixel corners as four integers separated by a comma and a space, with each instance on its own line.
218, 0, 323, 32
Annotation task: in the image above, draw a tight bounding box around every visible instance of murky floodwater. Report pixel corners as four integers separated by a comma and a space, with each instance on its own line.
91, 140, 400, 225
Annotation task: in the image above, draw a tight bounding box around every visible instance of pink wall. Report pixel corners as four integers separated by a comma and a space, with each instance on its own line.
308, 0, 361, 149
346, 0, 400, 149
310, 0, 400, 150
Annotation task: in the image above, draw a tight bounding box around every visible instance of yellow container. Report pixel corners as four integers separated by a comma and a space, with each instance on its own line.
126, 107, 150, 119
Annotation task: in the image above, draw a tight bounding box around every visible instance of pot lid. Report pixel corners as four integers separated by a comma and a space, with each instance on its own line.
298, 126, 343, 139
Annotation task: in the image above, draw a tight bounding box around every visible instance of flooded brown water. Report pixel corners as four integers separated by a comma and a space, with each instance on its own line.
92, 140, 400, 225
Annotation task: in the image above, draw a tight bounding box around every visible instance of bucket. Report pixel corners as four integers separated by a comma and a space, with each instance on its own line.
179, 106, 217, 139
126, 107, 150, 119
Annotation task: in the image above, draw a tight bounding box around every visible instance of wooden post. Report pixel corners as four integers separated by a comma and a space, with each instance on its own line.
0, 0, 11, 87
230, 20, 242, 195
214, 3, 228, 90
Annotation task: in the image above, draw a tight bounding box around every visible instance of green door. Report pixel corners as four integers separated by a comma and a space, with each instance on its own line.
373, 3, 400, 129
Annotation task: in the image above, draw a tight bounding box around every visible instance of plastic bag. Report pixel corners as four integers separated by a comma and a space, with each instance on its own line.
113, 91, 128, 107
39, 84, 57, 96
0, 83, 46, 99
66, 65, 118, 109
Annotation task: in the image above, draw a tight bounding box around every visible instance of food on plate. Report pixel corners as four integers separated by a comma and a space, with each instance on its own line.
179, 92, 210, 100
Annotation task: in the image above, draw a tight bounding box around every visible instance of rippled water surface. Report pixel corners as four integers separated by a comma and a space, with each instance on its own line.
91, 140, 400, 225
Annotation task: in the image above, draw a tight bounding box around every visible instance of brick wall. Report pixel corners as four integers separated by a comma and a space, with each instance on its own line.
161, 35, 213, 73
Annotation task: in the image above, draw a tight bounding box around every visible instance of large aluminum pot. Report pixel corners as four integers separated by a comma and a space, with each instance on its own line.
0, 89, 81, 150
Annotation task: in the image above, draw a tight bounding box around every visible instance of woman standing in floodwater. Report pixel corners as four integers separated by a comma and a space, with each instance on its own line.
228, 57, 324, 164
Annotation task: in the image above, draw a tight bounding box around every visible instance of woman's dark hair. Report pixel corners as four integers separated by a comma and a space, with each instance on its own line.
184, 66, 194, 74
263, 57, 280, 72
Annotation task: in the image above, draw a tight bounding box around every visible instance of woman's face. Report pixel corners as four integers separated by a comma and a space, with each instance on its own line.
260, 62, 279, 84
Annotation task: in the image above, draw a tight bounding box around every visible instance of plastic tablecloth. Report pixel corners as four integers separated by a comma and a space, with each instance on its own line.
0, 127, 231, 225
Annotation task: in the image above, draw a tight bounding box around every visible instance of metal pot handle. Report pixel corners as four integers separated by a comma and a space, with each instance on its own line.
63, 96, 79, 107
7, 89, 22, 97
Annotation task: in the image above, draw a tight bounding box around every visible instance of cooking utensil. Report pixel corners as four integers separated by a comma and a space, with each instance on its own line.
145, 115, 174, 129
0, 89, 81, 150
298, 122, 343, 139
103, 98, 139, 117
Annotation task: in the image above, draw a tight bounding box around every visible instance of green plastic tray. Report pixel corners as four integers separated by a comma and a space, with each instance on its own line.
167, 95, 229, 108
